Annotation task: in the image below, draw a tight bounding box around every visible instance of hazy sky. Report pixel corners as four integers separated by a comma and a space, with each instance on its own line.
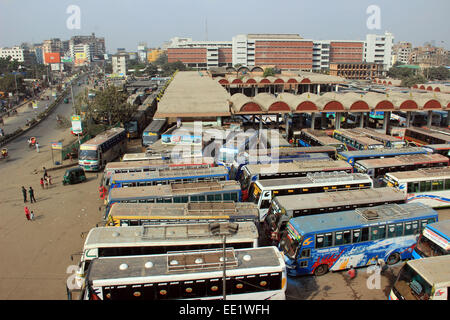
0, 0, 449, 51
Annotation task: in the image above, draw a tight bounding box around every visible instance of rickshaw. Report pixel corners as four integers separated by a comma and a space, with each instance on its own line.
1, 148, 7, 160
63, 167, 86, 185
28, 137, 36, 148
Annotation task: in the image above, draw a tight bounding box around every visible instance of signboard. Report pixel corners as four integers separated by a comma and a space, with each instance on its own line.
51, 142, 63, 150
71, 115, 83, 134
44, 52, 61, 64
61, 57, 73, 63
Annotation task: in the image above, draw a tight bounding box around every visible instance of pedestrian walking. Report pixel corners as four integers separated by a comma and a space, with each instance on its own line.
21, 186, 27, 203
29, 186, 36, 203
40, 178, 45, 189
47, 175, 52, 185
24, 206, 31, 221
30, 211, 35, 221
35, 142, 39, 153
43, 167, 48, 179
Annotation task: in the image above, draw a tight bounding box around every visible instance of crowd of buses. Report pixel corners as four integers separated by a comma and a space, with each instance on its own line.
68, 121, 450, 301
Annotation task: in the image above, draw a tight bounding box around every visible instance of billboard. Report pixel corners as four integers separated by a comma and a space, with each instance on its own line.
71, 115, 83, 134
44, 52, 61, 64
75, 52, 88, 66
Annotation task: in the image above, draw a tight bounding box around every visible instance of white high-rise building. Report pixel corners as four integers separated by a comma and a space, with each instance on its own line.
364, 32, 395, 70
0, 46, 33, 63
137, 43, 147, 63
112, 55, 128, 75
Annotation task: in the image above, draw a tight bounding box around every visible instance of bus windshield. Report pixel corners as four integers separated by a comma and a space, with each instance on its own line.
279, 231, 299, 260
248, 184, 261, 204
393, 264, 433, 300
332, 144, 346, 152
415, 234, 449, 257
125, 121, 138, 132
79, 149, 98, 160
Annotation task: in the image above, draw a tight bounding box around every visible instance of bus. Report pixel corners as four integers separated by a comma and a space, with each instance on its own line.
337, 147, 428, 165
231, 149, 334, 180
69, 222, 259, 294
412, 220, 450, 259
349, 128, 407, 149
108, 167, 229, 190
106, 202, 260, 227
294, 128, 347, 152
142, 119, 168, 147
404, 127, 450, 146
384, 166, 450, 208
79, 127, 127, 171
101, 157, 215, 189
239, 160, 353, 201
218, 130, 259, 165
124, 109, 149, 139
264, 187, 406, 244
280, 202, 438, 276
389, 255, 450, 300
81, 246, 286, 300
248, 172, 373, 221
105, 180, 241, 218
333, 129, 385, 151
259, 129, 291, 148
354, 153, 449, 179
423, 144, 450, 157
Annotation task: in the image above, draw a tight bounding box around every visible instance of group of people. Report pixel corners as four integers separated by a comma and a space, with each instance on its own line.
40, 167, 52, 188
22, 186, 36, 221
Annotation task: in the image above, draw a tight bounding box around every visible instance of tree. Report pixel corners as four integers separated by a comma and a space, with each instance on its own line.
0, 74, 24, 93
387, 66, 414, 79
424, 66, 450, 80
263, 67, 275, 77
401, 74, 427, 88
154, 52, 168, 66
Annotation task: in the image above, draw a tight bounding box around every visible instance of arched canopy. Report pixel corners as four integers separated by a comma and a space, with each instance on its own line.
229, 93, 263, 114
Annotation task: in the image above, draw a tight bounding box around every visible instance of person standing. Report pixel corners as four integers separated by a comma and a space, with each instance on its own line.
24, 206, 31, 221
21, 186, 27, 203
35, 142, 39, 153
40, 178, 45, 189
43, 167, 48, 179
30, 211, 35, 221
29, 186, 36, 203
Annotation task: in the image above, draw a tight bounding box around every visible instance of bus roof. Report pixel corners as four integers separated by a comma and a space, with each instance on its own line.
300, 128, 345, 146
385, 166, 450, 182
427, 219, 450, 240
254, 171, 371, 189
86, 247, 282, 282
110, 166, 227, 181
405, 255, 450, 287
273, 187, 405, 211
355, 153, 449, 169
289, 202, 437, 235
406, 127, 450, 143
335, 129, 384, 146
109, 180, 240, 199
144, 119, 166, 133
424, 144, 450, 150
108, 202, 259, 219
338, 147, 427, 159
244, 160, 352, 175
274, 146, 337, 155
84, 222, 258, 249
349, 128, 401, 142
81, 127, 125, 146
105, 157, 215, 170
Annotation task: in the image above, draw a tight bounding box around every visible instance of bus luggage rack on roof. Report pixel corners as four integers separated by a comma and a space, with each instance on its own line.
356, 203, 423, 220
417, 167, 450, 176
306, 171, 355, 183
140, 224, 213, 240
166, 248, 238, 272
187, 201, 238, 214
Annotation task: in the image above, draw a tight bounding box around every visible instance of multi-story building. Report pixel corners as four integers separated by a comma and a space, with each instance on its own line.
312, 40, 364, 71
409, 44, 449, 67
392, 41, 412, 65
329, 62, 383, 80
364, 32, 394, 70
71, 43, 93, 65
33, 44, 44, 64
0, 46, 34, 63
112, 54, 128, 75
69, 33, 105, 60
147, 48, 164, 63
137, 43, 147, 63
42, 38, 63, 64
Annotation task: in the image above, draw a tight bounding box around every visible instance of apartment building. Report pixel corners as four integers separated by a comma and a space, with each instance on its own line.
112, 54, 128, 75
364, 32, 394, 70
0, 46, 34, 63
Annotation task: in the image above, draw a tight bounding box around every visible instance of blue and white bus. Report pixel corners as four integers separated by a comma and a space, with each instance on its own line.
384, 167, 450, 208
337, 147, 428, 166
79, 127, 127, 171
280, 202, 438, 276
412, 219, 450, 259
294, 129, 347, 152
108, 166, 229, 190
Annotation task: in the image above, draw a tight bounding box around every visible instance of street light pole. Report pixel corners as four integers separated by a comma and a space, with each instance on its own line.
222, 234, 227, 301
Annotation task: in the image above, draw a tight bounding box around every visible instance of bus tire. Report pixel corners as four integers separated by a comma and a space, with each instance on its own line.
387, 252, 400, 265
314, 264, 329, 276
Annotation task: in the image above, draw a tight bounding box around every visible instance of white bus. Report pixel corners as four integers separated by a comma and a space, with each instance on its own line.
81, 246, 286, 300
248, 171, 373, 221
79, 127, 127, 171
389, 255, 450, 300
69, 222, 259, 296
384, 167, 450, 208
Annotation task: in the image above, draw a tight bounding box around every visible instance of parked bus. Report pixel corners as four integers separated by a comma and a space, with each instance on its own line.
218, 130, 259, 164
333, 129, 385, 151
423, 144, 450, 157
106, 202, 260, 227
69, 222, 259, 294
404, 127, 450, 146
81, 246, 286, 300
389, 255, 450, 300
354, 153, 449, 179
79, 127, 127, 171
248, 172, 373, 221
337, 147, 428, 165
264, 187, 406, 244
108, 167, 229, 190
349, 127, 407, 148
384, 166, 450, 208
230, 151, 333, 181
239, 160, 353, 201
280, 202, 438, 276
142, 119, 168, 147
105, 180, 241, 218
124, 109, 148, 139
412, 220, 450, 259
101, 157, 215, 189
294, 128, 347, 152
259, 129, 291, 148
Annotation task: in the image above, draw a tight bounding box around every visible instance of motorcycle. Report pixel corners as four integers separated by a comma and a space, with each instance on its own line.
0, 148, 8, 160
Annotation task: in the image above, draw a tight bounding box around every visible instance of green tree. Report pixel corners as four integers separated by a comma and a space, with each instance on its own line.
0, 74, 24, 93
401, 74, 427, 88
154, 52, 168, 66
387, 66, 415, 79
424, 66, 450, 80
263, 67, 275, 77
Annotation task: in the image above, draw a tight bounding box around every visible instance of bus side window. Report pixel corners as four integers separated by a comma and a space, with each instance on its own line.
300, 248, 311, 258
404, 222, 413, 235
407, 182, 419, 193
445, 179, 450, 190
370, 225, 386, 240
